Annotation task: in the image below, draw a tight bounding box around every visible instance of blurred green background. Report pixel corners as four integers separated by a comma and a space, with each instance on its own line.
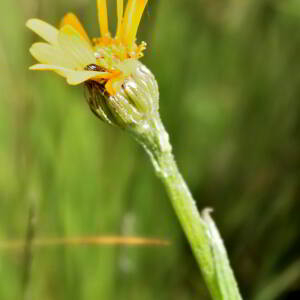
1, 0, 300, 299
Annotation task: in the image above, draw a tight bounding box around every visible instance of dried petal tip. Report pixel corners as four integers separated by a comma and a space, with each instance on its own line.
85, 61, 159, 129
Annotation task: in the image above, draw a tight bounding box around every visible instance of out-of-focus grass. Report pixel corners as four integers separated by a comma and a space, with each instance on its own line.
0, 0, 300, 299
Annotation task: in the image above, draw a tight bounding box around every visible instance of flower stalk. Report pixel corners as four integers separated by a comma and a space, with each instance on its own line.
128, 108, 243, 300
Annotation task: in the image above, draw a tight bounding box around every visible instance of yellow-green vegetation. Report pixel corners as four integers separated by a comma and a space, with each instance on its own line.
0, 0, 300, 299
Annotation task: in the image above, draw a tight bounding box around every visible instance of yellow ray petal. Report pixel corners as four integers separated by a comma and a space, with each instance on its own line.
60, 13, 91, 44
29, 64, 69, 72
97, 0, 110, 37
121, 0, 134, 43
116, 0, 124, 38
105, 80, 115, 95
29, 64, 113, 85
122, 0, 148, 46
66, 70, 110, 85
105, 73, 125, 95
29, 42, 79, 69
26, 19, 59, 45
29, 64, 73, 78
59, 25, 96, 68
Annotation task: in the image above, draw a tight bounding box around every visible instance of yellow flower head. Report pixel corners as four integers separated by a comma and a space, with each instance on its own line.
27, 0, 149, 95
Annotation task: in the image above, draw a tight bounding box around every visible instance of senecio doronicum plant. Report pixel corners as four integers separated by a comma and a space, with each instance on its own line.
26, 1, 243, 299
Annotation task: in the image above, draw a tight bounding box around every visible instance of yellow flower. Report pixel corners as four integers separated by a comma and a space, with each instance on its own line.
26, 0, 149, 95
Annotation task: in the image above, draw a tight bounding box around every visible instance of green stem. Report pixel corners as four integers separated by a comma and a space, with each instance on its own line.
129, 114, 243, 300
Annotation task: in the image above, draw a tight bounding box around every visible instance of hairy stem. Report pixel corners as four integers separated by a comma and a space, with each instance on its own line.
129, 114, 242, 300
